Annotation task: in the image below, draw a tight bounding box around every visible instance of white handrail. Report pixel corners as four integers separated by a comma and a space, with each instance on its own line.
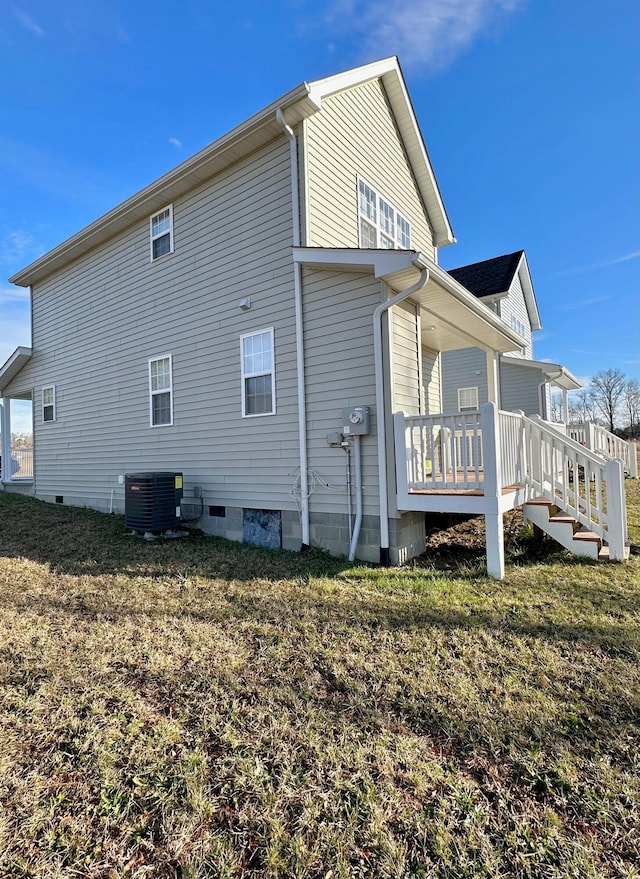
395, 407, 628, 560
567, 422, 638, 478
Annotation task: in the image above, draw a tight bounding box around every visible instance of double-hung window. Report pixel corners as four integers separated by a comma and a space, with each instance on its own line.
358, 178, 411, 249
149, 356, 173, 426
241, 329, 275, 416
42, 386, 56, 422
458, 387, 479, 412
150, 205, 174, 260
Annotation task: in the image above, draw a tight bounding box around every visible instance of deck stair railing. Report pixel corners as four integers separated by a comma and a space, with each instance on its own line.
396, 405, 628, 560
566, 422, 638, 478
524, 416, 627, 559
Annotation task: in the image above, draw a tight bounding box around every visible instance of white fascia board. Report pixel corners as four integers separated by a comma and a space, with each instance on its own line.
515, 251, 542, 331
306, 56, 400, 103
0, 346, 32, 394
292, 246, 420, 279
501, 354, 583, 390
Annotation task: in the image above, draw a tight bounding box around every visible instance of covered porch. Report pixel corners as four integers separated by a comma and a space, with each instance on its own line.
0, 347, 34, 489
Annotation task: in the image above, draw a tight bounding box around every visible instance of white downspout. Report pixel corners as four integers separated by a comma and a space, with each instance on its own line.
276, 108, 310, 549
373, 267, 430, 565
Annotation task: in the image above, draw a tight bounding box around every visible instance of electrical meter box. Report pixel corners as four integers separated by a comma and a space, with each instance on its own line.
342, 406, 370, 436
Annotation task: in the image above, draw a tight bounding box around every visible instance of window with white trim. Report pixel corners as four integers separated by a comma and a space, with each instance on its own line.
42, 386, 56, 422
458, 386, 479, 411
358, 177, 411, 249
150, 205, 174, 260
510, 314, 528, 338
241, 329, 275, 416
149, 356, 173, 426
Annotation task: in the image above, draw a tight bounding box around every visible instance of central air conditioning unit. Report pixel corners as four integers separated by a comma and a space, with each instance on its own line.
125, 472, 183, 532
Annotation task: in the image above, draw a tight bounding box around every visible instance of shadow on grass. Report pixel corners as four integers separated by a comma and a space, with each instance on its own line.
1, 494, 638, 661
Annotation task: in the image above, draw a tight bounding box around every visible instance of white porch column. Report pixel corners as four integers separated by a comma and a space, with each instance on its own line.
481, 401, 505, 579
486, 350, 499, 406
562, 388, 569, 424
0, 398, 9, 484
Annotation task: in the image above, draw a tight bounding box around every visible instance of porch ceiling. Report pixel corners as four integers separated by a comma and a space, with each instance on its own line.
0, 346, 32, 395
293, 247, 525, 355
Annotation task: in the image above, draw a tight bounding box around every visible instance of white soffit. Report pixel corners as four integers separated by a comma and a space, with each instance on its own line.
0, 346, 32, 394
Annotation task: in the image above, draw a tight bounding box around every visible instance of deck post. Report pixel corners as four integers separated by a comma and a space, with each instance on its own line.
628, 441, 638, 479
393, 412, 409, 499
481, 401, 505, 579
605, 458, 627, 561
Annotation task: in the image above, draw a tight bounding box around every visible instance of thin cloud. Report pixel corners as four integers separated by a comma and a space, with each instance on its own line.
558, 294, 612, 312
12, 7, 45, 38
0, 229, 42, 267
323, 0, 523, 71
556, 250, 640, 276
0, 285, 30, 306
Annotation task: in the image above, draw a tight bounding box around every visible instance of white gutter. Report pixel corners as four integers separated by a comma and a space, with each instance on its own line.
276, 109, 310, 549
373, 267, 430, 564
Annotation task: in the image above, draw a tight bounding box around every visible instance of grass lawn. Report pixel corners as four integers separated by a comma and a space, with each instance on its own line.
0, 483, 639, 878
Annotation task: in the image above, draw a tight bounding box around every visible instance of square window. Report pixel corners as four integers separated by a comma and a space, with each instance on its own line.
357, 177, 411, 250
458, 387, 479, 411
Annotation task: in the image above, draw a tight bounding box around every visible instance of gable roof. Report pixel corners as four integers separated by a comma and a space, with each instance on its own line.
448, 251, 524, 298
447, 250, 542, 332
10, 57, 454, 288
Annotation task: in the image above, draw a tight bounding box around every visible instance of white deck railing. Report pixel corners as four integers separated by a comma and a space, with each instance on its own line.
524, 416, 627, 556
395, 404, 628, 560
400, 411, 484, 491
2, 446, 34, 480
567, 422, 638, 478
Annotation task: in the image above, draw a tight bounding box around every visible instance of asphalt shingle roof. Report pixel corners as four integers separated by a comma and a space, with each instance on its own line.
448, 251, 524, 298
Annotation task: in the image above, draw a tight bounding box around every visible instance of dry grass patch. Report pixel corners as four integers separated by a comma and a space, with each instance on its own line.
0, 489, 639, 878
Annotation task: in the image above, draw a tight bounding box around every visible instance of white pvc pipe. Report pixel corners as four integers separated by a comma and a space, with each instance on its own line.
348, 435, 362, 561
373, 268, 430, 563
276, 109, 310, 548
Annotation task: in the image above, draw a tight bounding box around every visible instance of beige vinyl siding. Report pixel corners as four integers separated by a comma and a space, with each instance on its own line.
499, 272, 533, 358
302, 267, 381, 518
304, 79, 435, 256
391, 300, 421, 414
11, 136, 304, 513
422, 348, 441, 413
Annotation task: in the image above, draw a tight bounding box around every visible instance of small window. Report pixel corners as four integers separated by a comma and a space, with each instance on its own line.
150, 206, 174, 261
149, 355, 173, 426
458, 387, 479, 411
241, 329, 275, 417
357, 177, 411, 250
42, 385, 56, 422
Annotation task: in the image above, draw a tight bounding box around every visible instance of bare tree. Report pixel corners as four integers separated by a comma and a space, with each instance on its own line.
569, 388, 598, 424
550, 390, 564, 422
622, 378, 640, 438
590, 368, 626, 432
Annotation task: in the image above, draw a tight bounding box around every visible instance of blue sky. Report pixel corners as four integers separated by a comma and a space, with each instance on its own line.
1, 0, 639, 398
